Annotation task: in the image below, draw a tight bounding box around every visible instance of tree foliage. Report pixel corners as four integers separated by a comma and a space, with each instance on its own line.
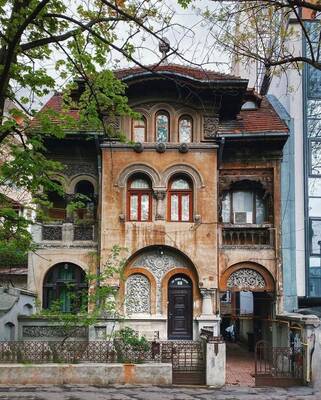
179, 0, 321, 94
0, 0, 173, 261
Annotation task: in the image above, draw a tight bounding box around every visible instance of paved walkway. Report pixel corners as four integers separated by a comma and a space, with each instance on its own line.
226, 342, 255, 386
0, 384, 318, 400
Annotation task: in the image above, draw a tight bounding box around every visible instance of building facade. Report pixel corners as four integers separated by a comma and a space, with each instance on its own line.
27, 64, 289, 343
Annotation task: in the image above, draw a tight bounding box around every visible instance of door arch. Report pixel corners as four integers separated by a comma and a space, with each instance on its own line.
168, 274, 193, 340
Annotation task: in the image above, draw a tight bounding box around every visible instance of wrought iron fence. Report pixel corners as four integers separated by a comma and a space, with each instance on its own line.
255, 340, 304, 381
0, 340, 206, 366
0, 341, 161, 364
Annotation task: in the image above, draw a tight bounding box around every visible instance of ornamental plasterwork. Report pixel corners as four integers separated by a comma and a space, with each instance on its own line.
126, 274, 151, 315
203, 116, 219, 139
63, 162, 97, 178
227, 269, 265, 290
131, 249, 188, 313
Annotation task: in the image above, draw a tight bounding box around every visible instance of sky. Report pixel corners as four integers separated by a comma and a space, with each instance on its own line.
14, 0, 231, 111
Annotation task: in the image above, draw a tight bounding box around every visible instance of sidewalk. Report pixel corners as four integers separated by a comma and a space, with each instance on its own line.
0, 384, 318, 400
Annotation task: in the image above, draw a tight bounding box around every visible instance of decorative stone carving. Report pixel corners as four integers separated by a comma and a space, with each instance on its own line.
22, 326, 88, 338
42, 225, 62, 241
133, 250, 185, 281
153, 190, 166, 220
203, 116, 219, 138
63, 162, 97, 177
126, 274, 151, 315
73, 225, 94, 241
227, 269, 265, 290
132, 249, 188, 314
104, 115, 120, 134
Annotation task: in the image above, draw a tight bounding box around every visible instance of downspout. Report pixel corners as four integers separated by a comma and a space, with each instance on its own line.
217, 137, 225, 317
95, 135, 102, 279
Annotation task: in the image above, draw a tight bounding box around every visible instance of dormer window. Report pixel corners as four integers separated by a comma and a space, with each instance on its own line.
222, 190, 266, 224
132, 117, 147, 142
179, 115, 193, 143
156, 111, 169, 142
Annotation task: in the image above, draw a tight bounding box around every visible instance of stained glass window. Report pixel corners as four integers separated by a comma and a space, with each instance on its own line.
156, 111, 169, 142
132, 117, 146, 142
168, 176, 192, 222
128, 175, 152, 221
179, 116, 192, 143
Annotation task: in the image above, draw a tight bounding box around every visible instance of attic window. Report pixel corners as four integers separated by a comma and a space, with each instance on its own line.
241, 101, 258, 111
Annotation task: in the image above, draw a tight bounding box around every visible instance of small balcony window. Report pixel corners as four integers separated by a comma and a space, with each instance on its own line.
222, 190, 266, 224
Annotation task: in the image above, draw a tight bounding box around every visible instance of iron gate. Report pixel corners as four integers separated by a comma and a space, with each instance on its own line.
255, 340, 304, 387
159, 341, 206, 385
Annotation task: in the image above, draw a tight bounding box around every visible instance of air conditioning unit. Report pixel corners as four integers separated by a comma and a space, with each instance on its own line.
233, 211, 253, 224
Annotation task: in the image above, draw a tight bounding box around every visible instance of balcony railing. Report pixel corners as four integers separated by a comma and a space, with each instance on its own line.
39, 223, 95, 243
221, 225, 274, 247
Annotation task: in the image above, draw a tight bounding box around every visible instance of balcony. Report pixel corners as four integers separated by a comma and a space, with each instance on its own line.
221, 225, 274, 247
32, 222, 96, 245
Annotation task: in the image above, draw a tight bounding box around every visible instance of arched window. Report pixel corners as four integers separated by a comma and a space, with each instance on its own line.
221, 190, 266, 224
168, 176, 193, 222
46, 180, 66, 220
75, 180, 95, 219
127, 175, 152, 221
179, 115, 193, 143
4, 322, 15, 341
132, 117, 147, 142
43, 263, 87, 313
156, 111, 170, 142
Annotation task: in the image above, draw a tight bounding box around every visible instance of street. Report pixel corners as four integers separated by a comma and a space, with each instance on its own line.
0, 385, 318, 400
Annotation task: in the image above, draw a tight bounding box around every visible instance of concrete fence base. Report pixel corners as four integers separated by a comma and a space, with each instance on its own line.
206, 341, 226, 387
0, 363, 172, 385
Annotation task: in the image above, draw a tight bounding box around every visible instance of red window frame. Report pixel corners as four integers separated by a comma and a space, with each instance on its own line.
127, 177, 152, 222
168, 177, 193, 222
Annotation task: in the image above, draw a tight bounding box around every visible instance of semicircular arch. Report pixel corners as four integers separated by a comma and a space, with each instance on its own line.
220, 262, 275, 292
117, 163, 161, 188
161, 164, 204, 189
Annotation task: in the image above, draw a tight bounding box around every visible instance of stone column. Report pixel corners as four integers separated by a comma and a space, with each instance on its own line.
197, 288, 220, 337
154, 190, 166, 220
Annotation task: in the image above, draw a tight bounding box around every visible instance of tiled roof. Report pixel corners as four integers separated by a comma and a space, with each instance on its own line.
218, 98, 288, 134
115, 63, 244, 82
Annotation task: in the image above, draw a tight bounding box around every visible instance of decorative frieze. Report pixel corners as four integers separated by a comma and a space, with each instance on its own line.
63, 162, 97, 177
22, 325, 88, 338
227, 269, 265, 290
126, 274, 151, 315
203, 116, 219, 139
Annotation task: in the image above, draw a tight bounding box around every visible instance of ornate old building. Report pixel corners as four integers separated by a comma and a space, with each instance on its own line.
27, 64, 289, 343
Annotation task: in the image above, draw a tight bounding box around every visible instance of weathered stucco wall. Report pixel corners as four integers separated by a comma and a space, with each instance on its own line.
0, 363, 172, 385
100, 146, 218, 289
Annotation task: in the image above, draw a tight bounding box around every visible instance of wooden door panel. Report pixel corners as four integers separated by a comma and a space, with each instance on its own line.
168, 286, 192, 340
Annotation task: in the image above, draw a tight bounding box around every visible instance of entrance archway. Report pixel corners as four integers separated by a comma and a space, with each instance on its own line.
168, 275, 193, 340
219, 263, 275, 386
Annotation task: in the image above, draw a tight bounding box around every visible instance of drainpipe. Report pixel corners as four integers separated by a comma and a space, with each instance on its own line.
95, 135, 102, 279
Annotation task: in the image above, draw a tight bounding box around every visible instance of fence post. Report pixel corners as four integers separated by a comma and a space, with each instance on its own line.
205, 338, 226, 387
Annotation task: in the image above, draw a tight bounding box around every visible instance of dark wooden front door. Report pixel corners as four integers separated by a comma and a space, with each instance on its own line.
168, 275, 193, 340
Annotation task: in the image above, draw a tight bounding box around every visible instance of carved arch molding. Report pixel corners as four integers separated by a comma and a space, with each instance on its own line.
125, 248, 192, 315
220, 264, 275, 292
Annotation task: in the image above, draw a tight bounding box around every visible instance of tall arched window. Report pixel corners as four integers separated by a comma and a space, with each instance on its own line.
75, 180, 95, 219
168, 176, 193, 222
132, 117, 147, 142
43, 263, 87, 313
156, 111, 169, 142
127, 175, 152, 221
179, 115, 193, 143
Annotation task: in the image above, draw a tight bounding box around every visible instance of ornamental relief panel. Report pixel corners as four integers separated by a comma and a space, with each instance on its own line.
227, 269, 265, 290
125, 274, 151, 315
131, 249, 189, 313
